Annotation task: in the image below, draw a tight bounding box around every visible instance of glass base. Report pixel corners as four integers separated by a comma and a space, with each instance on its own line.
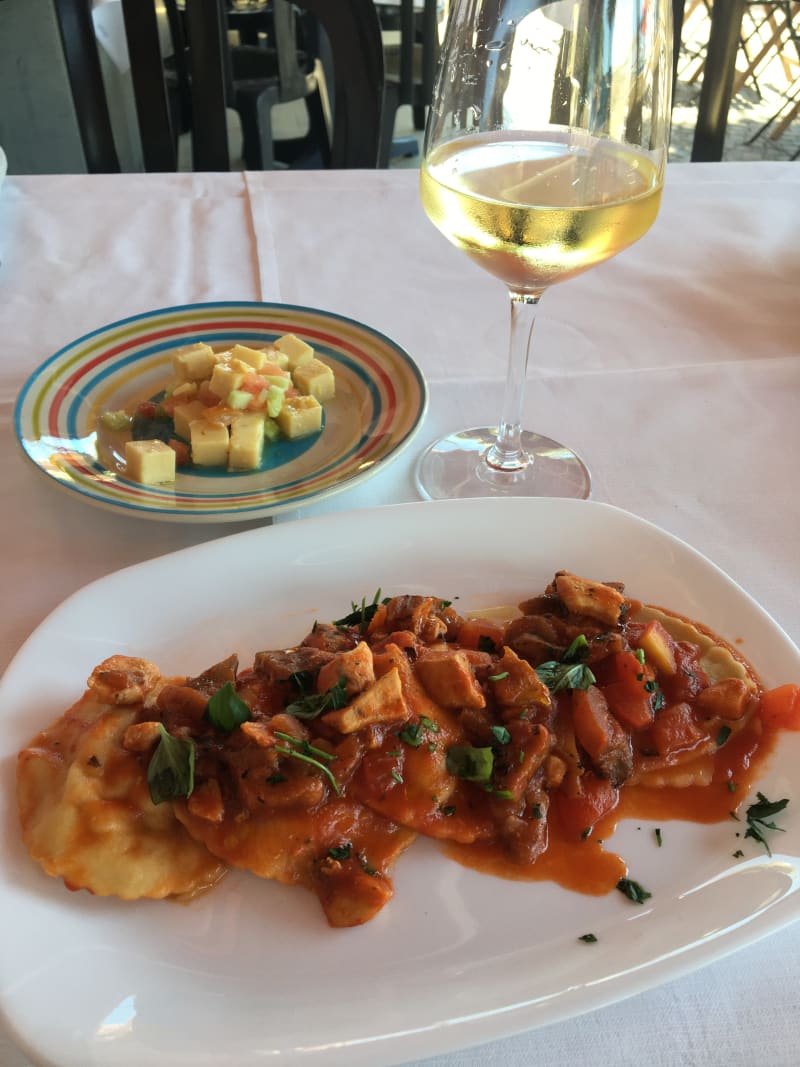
414, 427, 591, 501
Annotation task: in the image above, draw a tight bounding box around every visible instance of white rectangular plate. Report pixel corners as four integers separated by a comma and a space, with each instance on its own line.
2, 498, 800, 1067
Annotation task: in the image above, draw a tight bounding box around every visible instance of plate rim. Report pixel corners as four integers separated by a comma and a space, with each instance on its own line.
13, 300, 428, 524
2, 497, 800, 1067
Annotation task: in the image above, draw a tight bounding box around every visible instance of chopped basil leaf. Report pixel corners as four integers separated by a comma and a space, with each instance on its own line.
327, 843, 352, 861
206, 681, 251, 732
616, 877, 652, 904
578, 933, 598, 943
535, 633, 596, 691
635, 648, 646, 665
744, 791, 789, 856
147, 724, 195, 805
420, 715, 440, 733
536, 659, 597, 693
490, 724, 511, 745
446, 745, 494, 784
655, 827, 663, 847
439, 600, 452, 611
727, 780, 737, 793
284, 677, 349, 720
391, 768, 404, 785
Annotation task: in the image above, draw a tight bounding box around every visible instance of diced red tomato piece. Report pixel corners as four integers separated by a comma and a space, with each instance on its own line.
650, 702, 708, 757
242, 373, 268, 395
456, 618, 506, 653
555, 772, 619, 841
604, 680, 654, 730
759, 685, 800, 730
136, 400, 159, 419
572, 685, 614, 760
614, 650, 655, 690
168, 439, 191, 467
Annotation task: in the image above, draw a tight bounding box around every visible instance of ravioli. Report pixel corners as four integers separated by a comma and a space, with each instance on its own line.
175, 796, 415, 927
17, 657, 226, 900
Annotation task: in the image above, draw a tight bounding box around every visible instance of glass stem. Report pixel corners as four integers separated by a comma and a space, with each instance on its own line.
485, 289, 543, 472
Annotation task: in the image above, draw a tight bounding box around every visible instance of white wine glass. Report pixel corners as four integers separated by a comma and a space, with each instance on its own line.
416, 0, 673, 500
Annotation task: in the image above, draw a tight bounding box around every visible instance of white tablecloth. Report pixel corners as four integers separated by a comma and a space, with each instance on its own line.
0, 163, 798, 1066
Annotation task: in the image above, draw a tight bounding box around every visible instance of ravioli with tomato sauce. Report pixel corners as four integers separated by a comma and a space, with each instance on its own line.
16, 573, 797, 924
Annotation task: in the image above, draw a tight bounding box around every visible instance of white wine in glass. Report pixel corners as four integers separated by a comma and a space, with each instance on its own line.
417, 0, 673, 500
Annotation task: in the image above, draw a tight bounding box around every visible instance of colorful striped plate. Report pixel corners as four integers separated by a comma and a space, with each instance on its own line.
14, 302, 427, 523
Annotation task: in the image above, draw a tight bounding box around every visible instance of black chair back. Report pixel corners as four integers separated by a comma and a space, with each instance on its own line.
378, 0, 440, 167
53, 0, 383, 172
297, 0, 385, 167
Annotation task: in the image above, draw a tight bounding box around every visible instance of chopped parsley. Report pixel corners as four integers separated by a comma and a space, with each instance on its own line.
578, 933, 598, 943
716, 725, 732, 747
327, 843, 352, 861
490, 724, 511, 745
273, 731, 340, 795
399, 723, 423, 747
332, 590, 389, 630
654, 828, 663, 848
616, 877, 652, 904
743, 792, 789, 856
488, 671, 510, 682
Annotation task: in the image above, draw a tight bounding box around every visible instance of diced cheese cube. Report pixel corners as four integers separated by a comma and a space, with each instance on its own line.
208, 361, 245, 400
274, 333, 314, 371
189, 419, 229, 466
172, 381, 198, 400
229, 344, 268, 372
124, 439, 176, 484
173, 399, 207, 441
276, 395, 323, 439
171, 343, 218, 382
229, 413, 265, 470
292, 358, 335, 402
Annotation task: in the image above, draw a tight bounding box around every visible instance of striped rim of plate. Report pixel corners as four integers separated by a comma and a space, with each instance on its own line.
14, 302, 427, 523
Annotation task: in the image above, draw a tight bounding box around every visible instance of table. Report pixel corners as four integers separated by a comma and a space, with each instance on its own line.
0, 163, 798, 1066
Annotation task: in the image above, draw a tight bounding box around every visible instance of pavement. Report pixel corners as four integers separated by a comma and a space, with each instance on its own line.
390, 4, 800, 166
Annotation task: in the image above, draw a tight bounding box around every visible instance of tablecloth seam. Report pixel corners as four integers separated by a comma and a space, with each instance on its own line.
243, 172, 280, 302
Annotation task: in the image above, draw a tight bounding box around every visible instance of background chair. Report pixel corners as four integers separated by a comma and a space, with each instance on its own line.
164, 0, 331, 170
52, 0, 383, 173
377, 0, 441, 167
